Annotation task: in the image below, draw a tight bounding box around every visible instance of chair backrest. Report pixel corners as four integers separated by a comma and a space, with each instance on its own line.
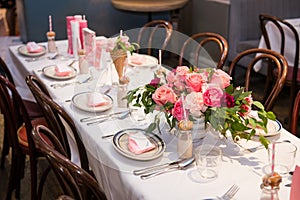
0, 57, 15, 85
228, 48, 288, 111
259, 14, 299, 91
32, 124, 107, 200
136, 19, 173, 56
25, 75, 90, 172
178, 32, 228, 69
0, 75, 35, 154
290, 90, 300, 136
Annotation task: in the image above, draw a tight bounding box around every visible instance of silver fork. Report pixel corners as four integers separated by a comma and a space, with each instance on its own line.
218, 184, 239, 200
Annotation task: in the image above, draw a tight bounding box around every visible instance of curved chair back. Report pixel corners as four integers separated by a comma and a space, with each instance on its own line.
26, 75, 90, 173
260, 14, 300, 124
228, 48, 288, 111
32, 125, 107, 200
179, 32, 228, 69
290, 90, 300, 136
0, 75, 43, 200
136, 20, 173, 55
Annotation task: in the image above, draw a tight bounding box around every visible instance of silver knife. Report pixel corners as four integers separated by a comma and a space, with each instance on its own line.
133, 159, 183, 175
80, 110, 129, 122
140, 157, 195, 180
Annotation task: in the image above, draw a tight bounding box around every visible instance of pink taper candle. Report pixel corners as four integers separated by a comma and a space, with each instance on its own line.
49, 15, 52, 32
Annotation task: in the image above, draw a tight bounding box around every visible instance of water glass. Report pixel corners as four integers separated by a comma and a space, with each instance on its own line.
263, 141, 297, 175
195, 145, 222, 179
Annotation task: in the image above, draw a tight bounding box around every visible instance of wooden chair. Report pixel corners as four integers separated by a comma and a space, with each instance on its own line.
228, 48, 288, 111
0, 57, 44, 171
32, 124, 107, 200
25, 75, 91, 175
136, 19, 173, 56
259, 14, 300, 127
0, 75, 49, 200
178, 32, 228, 69
290, 90, 300, 136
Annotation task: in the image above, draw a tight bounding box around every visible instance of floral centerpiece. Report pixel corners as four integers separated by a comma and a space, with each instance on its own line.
126, 66, 276, 147
107, 33, 139, 83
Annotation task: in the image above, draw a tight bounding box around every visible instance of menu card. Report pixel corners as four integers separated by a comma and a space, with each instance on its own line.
83, 28, 96, 67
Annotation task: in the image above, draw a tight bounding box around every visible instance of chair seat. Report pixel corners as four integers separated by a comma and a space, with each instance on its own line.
17, 117, 49, 147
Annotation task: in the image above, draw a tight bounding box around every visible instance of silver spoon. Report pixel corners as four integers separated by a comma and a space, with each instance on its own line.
87, 110, 130, 126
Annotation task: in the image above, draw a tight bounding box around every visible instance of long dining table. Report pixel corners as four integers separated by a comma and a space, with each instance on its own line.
8, 39, 300, 200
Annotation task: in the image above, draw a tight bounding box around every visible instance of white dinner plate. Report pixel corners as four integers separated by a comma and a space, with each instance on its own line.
128, 53, 158, 68
255, 119, 282, 137
18, 45, 46, 57
72, 92, 113, 113
112, 128, 166, 161
42, 65, 77, 80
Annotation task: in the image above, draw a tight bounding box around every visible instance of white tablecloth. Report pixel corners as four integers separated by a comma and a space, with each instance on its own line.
8, 40, 300, 200
255, 18, 300, 72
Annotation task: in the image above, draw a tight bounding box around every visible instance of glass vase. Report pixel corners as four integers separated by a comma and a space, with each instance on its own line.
191, 114, 206, 143
177, 130, 193, 159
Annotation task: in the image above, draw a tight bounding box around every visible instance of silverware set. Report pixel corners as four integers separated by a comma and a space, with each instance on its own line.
50, 76, 91, 89
80, 110, 130, 126
133, 157, 195, 180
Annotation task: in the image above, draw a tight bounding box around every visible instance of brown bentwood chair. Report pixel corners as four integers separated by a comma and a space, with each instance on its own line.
32, 124, 107, 200
0, 75, 49, 200
290, 90, 300, 136
136, 20, 173, 56
179, 32, 229, 69
260, 14, 300, 128
228, 48, 288, 112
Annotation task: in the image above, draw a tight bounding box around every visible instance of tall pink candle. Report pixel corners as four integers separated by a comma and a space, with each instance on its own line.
79, 15, 88, 50
66, 16, 75, 55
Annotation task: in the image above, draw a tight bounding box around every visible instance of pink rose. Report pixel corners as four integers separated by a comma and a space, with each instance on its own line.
172, 99, 185, 121
203, 86, 224, 107
222, 93, 235, 108
185, 92, 206, 115
210, 69, 232, 89
239, 95, 253, 116
149, 77, 160, 88
175, 66, 190, 76
152, 85, 177, 106
185, 72, 206, 92
166, 71, 176, 85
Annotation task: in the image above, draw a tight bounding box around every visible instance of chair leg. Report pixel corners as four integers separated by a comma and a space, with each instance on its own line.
37, 166, 51, 200
1, 129, 9, 168
5, 151, 23, 200
29, 156, 38, 200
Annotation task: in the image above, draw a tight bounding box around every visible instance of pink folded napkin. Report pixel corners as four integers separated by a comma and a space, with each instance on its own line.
87, 93, 109, 107
130, 54, 146, 65
290, 165, 300, 200
54, 66, 72, 77
26, 42, 44, 53
128, 132, 155, 154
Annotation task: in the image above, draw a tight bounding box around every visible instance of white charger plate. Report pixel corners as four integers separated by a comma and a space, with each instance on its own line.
18, 45, 46, 57
128, 53, 158, 68
72, 92, 113, 113
42, 65, 77, 80
255, 119, 282, 137
112, 128, 166, 161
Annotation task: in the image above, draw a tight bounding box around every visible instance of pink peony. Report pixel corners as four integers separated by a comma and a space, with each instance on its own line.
203, 86, 224, 107
185, 92, 206, 115
172, 99, 185, 121
210, 69, 232, 89
185, 72, 206, 92
152, 85, 177, 106
175, 66, 190, 76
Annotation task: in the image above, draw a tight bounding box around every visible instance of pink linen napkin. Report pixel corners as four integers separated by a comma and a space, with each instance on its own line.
54, 66, 72, 77
128, 132, 155, 154
129, 54, 146, 65
290, 165, 300, 200
26, 42, 43, 53
87, 93, 109, 107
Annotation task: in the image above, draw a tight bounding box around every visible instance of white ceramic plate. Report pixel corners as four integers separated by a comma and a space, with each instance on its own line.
72, 92, 113, 113
18, 45, 46, 57
255, 119, 282, 137
112, 128, 166, 161
42, 65, 77, 80
128, 53, 158, 68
